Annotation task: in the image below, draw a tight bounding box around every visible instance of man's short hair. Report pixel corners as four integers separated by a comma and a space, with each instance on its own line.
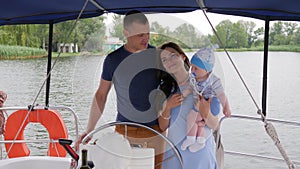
123, 10, 148, 29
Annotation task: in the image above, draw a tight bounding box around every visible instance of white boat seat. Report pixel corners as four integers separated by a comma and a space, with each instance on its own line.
0, 156, 71, 169
81, 132, 154, 169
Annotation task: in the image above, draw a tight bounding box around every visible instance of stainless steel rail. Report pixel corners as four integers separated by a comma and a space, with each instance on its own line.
218, 114, 300, 167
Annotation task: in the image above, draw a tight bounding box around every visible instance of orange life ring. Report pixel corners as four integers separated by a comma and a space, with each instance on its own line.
4, 109, 68, 158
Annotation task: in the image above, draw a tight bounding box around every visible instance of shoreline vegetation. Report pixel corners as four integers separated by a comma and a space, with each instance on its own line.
0, 45, 47, 60
1, 44, 300, 60
0, 45, 83, 60
218, 45, 300, 52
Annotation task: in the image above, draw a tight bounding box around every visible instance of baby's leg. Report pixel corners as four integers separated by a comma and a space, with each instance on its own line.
196, 121, 206, 138
186, 109, 199, 136
189, 121, 206, 152
181, 109, 198, 150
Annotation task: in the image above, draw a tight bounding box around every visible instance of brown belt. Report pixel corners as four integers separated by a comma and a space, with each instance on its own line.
115, 124, 164, 138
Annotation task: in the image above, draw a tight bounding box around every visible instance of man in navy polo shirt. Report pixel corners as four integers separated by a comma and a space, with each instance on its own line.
75, 10, 165, 169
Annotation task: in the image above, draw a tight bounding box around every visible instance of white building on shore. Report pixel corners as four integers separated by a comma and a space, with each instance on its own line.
57, 43, 78, 53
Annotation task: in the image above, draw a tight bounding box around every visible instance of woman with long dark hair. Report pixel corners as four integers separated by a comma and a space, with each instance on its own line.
157, 42, 220, 169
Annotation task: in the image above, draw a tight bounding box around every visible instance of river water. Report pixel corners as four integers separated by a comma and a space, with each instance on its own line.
0, 51, 299, 168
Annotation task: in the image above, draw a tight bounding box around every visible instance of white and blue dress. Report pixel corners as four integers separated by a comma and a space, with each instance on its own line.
162, 85, 220, 169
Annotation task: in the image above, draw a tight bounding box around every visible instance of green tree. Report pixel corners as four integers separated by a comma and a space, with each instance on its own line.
174, 23, 194, 48
34, 24, 49, 49
0, 25, 40, 47
290, 26, 300, 45
283, 22, 298, 45
2, 25, 17, 45
173, 23, 206, 49
54, 21, 74, 44
110, 14, 124, 42
53, 16, 106, 52
0, 29, 6, 44
229, 22, 247, 48
24, 24, 46, 48
238, 20, 256, 47
210, 20, 233, 48
1, 25, 16, 45
283, 22, 298, 36
270, 21, 284, 45
150, 21, 172, 46
78, 16, 106, 52
253, 27, 264, 47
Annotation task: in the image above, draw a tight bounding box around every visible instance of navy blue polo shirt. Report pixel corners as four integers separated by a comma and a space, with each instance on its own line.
102, 45, 161, 127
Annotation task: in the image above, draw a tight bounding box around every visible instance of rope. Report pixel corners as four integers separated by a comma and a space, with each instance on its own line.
196, 1, 295, 168
265, 122, 295, 169
5, 0, 90, 159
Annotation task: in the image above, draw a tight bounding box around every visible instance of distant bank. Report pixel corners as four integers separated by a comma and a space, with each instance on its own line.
219, 45, 300, 52
1, 44, 300, 60
0, 45, 83, 60
0, 45, 47, 60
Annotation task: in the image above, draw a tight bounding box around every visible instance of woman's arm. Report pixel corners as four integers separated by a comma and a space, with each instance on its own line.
158, 93, 183, 131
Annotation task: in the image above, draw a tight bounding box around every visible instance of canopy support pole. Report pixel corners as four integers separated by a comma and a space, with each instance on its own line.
45, 21, 53, 106
262, 17, 270, 117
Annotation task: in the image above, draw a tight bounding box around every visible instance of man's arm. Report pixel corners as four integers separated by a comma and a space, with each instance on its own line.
86, 78, 112, 133
75, 78, 112, 150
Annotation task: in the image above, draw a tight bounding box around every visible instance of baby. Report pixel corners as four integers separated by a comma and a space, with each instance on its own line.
181, 47, 231, 152
0, 90, 7, 135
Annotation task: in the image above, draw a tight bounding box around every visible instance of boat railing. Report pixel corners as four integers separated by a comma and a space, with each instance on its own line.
0, 105, 79, 159
218, 114, 300, 167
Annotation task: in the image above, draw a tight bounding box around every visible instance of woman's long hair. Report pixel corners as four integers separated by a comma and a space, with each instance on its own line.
157, 42, 190, 98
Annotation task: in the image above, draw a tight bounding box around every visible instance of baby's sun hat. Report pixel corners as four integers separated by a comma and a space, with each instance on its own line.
190, 45, 218, 72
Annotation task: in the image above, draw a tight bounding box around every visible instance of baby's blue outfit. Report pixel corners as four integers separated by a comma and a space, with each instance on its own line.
162, 85, 220, 169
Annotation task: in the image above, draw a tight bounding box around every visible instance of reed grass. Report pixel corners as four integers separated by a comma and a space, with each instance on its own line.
0, 45, 47, 60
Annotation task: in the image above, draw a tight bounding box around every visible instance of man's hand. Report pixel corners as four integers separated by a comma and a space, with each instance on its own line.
74, 132, 92, 151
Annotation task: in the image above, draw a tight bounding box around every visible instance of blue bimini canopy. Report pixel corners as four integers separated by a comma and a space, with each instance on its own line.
203, 0, 300, 21
1, 0, 300, 26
